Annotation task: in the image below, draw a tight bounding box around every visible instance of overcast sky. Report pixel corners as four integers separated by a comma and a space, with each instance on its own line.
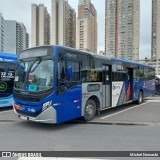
0, 0, 152, 59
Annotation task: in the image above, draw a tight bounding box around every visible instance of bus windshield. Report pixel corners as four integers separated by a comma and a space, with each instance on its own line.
0, 62, 15, 81
14, 59, 54, 92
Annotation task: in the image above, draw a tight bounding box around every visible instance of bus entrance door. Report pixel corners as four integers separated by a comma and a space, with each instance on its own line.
102, 65, 111, 108
126, 68, 133, 101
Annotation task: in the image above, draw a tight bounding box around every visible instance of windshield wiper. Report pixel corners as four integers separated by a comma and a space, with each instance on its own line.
24, 57, 42, 87
30, 57, 42, 73
28, 57, 42, 73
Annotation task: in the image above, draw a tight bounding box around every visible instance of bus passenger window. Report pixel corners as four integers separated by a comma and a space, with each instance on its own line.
67, 61, 80, 88
112, 72, 127, 81
58, 60, 80, 93
134, 68, 139, 81
139, 67, 145, 80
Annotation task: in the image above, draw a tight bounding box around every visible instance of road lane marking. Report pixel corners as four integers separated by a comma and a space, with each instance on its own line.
100, 101, 150, 120
148, 100, 160, 102
18, 158, 115, 160
0, 110, 13, 114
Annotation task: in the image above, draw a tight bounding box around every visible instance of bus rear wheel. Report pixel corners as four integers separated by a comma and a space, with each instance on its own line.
137, 91, 143, 104
84, 99, 96, 122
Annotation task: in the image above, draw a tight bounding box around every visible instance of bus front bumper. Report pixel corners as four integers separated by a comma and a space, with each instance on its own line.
13, 106, 57, 124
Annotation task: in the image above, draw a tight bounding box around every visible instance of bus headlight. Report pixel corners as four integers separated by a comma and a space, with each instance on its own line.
42, 101, 52, 111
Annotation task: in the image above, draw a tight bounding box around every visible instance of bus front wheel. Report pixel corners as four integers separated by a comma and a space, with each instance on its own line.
84, 99, 96, 122
137, 91, 143, 104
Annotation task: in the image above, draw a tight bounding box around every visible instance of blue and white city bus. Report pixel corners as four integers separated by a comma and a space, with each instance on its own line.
0, 52, 17, 107
13, 46, 155, 123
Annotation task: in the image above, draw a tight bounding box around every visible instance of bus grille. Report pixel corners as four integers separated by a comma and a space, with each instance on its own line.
14, 94, 41, 102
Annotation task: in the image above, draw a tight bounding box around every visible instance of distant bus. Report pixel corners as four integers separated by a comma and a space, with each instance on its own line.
13, 46, 155, 123
0, 52, 17, 107
155, 75, 160, 94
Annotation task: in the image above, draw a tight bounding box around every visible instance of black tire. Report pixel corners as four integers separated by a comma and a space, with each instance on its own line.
137, 91, 143, 104
84, 99, 96, 121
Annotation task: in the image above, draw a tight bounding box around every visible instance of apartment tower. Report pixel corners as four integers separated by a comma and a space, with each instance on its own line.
152, 0, 160, 60
31, 4, 50, 47
4, 20, 29, 54
0, 13, 4, 52
51, 0, 76, 48
105, 0, 140, 60
76, 0, 97, 53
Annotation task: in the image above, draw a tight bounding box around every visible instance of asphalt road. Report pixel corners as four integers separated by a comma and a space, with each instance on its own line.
0, 96, 160, 160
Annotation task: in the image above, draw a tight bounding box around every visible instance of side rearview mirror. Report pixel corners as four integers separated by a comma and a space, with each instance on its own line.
67, 66, 72, 78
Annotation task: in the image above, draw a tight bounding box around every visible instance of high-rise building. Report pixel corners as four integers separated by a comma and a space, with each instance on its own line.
16, 23, 29, 53
4, 20, 29, 54
0, 13, 4, 52
31, 4, 50, 47
105, 0, 140, 60
76, 0, 97, 53
151, 0, 160, 60
51, 0, 76, 48
26, 33, 29, 49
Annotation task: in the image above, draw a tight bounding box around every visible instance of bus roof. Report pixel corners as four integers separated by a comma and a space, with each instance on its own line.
54, 45, 112, 65
55, 46, 155, 69
0, 52, 17, 62
111, 57, 155, 69
19, 45, 155, 69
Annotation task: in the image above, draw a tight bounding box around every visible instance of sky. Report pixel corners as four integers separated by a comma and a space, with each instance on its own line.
0, 0, 152, 59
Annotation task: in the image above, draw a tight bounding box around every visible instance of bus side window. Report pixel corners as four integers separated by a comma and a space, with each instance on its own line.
134, 68, 139, 81
67, 60, 80, 87
112, 62, 127, 81
112, 72, 126, 81
81, 55, 93, 82
58, 59, 80, 94
139, 66, 145, 80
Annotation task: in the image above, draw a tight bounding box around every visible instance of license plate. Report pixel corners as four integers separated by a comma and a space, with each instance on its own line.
20, 115, 28, 120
